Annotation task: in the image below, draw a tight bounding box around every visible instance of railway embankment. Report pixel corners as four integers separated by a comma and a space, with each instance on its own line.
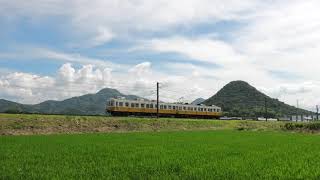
0, 113, 290, 135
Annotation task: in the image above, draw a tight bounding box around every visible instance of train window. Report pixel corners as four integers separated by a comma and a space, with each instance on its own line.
110, 101, 114, 106
168, 105, 171, 109
183, 107, 186, 110
119, 102, 123, 107
141, 103, 145, 108
217, 109, 220, 112
194, 107, 197, 111
200, 108, 203, 111
116, 102, 119, 106
204, 108, 207, 111
150, 104, 154, 108
179, 106, 182, 110
164, 105, 167, 109
125, 102, 129, 107
135, 103, 139, 108
173, 106, 176, 110
131, 103, 134, 107
213, 109, 216, 112
160, 105, 163, 109
146, 104, 149, 108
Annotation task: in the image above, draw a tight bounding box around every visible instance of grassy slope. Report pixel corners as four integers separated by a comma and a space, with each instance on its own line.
0, 113, 285, 135
1, 131, 320, 179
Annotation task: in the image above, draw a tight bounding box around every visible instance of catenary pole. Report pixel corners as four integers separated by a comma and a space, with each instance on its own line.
265, 97, 267, 121
157, 82, 159, 118
296, 100, 299, 122
316, 105, 319, 121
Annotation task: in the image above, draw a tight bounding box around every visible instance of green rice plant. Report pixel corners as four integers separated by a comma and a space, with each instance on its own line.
1, 130, 320, 179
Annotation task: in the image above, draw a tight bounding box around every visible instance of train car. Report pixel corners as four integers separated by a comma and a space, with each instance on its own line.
106, 98, 222, 119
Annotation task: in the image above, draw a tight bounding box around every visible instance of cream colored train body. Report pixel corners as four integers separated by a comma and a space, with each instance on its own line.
106, 98, 222, 119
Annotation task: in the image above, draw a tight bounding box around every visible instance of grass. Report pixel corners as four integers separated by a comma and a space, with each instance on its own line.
1, 130, 320, 179
0, 113, 286, 135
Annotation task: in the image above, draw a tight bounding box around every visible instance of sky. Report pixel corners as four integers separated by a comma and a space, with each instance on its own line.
0, 0, 320, 111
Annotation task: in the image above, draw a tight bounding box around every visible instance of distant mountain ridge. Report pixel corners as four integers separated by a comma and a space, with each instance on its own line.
191, 98, 205, 105
0, 88, 140, 115
0, 81, 313, 117
204, 81, 312, 118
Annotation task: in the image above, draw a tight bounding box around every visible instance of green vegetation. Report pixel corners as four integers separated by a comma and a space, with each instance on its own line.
0, 113, 285, 135
204, 80, 312, 118
284, 122, 320, 131
1, 130, 320, 179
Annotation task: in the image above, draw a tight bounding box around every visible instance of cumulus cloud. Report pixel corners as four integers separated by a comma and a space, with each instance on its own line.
0, 63, 112, 103
0, 61, 217, 105
0, 72, 55, 103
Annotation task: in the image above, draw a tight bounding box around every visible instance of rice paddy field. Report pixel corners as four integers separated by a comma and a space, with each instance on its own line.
1, 114, 320, 179
2, 130, 320, 179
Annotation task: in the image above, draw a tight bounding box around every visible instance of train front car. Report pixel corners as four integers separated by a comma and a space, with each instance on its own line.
106, 98, 222, 119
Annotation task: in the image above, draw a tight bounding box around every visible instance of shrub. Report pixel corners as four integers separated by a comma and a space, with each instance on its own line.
283, 122, 320, 131
305, 123, 320, 130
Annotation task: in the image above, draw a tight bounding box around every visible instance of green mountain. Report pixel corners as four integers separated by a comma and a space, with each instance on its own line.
0, 99, 28, 113
204, 81, 313, 118
0, 88, 140, 115
191, 98, 205, 105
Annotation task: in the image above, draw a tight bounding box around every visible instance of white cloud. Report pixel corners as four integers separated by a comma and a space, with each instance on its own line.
89, 27, 115, 47
0, 0, 262, 47
129, 62, 151, 77
148, 36, 244, 65
0, 62, 218, 104
0, 72, 55, 103
0, 47, 119, 69
58, 63, 76, 83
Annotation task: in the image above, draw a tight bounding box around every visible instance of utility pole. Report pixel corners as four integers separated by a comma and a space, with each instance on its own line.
296, 100, 299, 122
317, 105, 319, 121
265, 97, 267, 121
157, 82, 159, 118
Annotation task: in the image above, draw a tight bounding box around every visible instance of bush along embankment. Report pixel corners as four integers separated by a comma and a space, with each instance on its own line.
283, 122, 320, 132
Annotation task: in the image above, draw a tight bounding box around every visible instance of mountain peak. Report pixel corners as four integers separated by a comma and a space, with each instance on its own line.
204, 80, 311, 117
191, 98, 205, 105
223, 81, 257, 91
97, 88, 121, 95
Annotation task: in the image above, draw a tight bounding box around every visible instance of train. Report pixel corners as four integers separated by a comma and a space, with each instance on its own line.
106, 98, 222, 119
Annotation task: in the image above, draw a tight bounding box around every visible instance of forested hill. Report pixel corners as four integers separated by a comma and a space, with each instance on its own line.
203, 81, 312, 118
0, 88, 140, 115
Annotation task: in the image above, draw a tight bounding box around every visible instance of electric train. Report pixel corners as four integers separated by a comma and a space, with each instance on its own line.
106, 98, 222, 119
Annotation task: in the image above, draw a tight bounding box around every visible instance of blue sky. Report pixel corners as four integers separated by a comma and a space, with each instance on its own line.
0, 0, 320, 110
